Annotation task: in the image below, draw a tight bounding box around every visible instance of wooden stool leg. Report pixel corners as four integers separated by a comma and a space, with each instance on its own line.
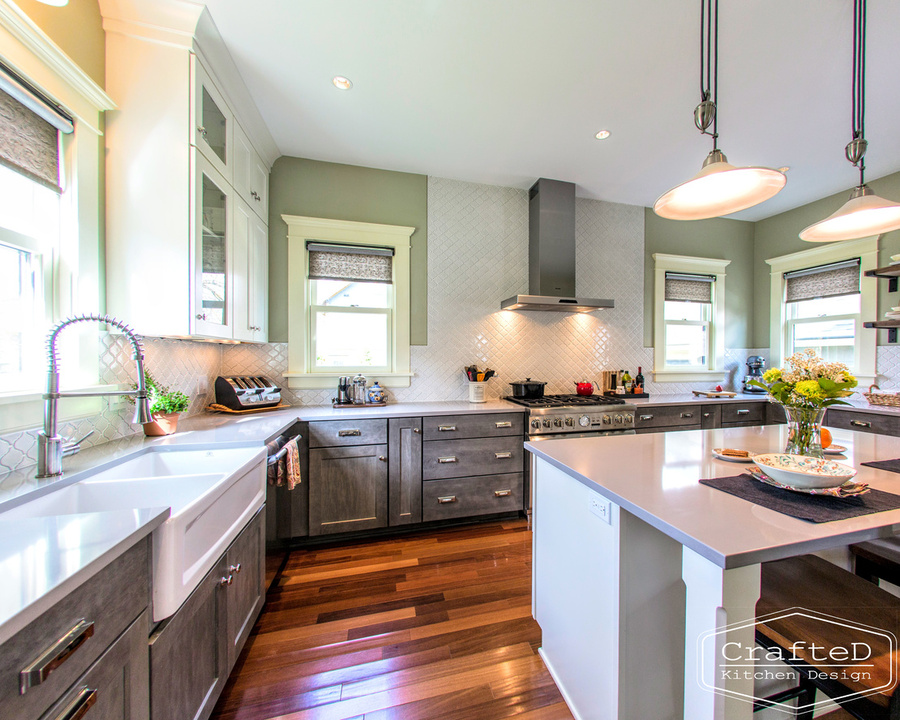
854, 556, 880, 585
796, 676, 816, 720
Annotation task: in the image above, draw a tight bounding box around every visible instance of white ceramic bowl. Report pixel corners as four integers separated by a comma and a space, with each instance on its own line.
751, 453, 857, 489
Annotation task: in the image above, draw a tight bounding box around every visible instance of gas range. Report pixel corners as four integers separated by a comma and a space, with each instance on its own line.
505, 394, 637, 436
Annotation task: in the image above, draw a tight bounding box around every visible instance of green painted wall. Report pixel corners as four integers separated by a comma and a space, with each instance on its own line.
643, 208, 755, 349
267, 157, 428, 344
752, 171, 900, 347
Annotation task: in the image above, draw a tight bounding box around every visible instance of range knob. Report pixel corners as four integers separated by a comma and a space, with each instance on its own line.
565, 417, 575, 427
624, 413, 634, 424
542, 418, 551, 428
578, 415, 590, 428
602, 415, 612, 425
614, 414, 624, 425
530, 419, 541, 430
553, 417, 563, 428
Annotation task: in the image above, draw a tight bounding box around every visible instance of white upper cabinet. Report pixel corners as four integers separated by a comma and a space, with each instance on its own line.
234, 123, 269, 222
103, 9, 272, 343
192, 59, 233, 183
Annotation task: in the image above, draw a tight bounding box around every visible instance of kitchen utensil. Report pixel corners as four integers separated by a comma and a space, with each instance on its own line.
335, 376, 353, 405
713, 448, 755, 463
352, 374, 368, 404
823, 444, 848, 455
509, 378, 547, 399
575, 381, 594, 396
747, 468, 869, 497
742, 356, 767, 394
751, 453, 857, 489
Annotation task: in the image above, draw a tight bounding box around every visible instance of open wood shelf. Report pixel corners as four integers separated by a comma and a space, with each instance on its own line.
864, 319, 900, 343
865, 266, 900, 292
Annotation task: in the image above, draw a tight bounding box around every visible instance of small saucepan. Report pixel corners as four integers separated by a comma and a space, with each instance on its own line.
509, 378, 547, 399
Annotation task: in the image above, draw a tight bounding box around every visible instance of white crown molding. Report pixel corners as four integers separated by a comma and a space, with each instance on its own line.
0, 0, 114, 113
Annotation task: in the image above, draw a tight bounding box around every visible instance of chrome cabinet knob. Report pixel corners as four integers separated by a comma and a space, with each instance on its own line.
219, 574, 233, 587
229, 563, 241, 574
197, 125, 208, 138
196, 313, 207, 320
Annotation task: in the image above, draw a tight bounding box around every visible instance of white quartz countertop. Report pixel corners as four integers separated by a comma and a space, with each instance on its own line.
526, 425, 900, 569
0, 507, 169, 643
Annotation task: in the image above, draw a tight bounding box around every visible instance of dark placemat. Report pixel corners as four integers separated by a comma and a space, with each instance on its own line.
862, 458, 900, 474
700, 474, 900, 523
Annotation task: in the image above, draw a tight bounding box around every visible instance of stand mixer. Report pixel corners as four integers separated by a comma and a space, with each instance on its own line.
742, 356, 767, 393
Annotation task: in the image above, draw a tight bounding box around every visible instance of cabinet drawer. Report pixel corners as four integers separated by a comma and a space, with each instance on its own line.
40, 611, 149, 720
422, 413, 524, 441
423, 436, 523, 480
721, 403, 766, 425
826, 409, 900, 436
423, 473, 524, 522
0, 538, 149, 720
634, 405, 700, 430
308, 419, 387, 447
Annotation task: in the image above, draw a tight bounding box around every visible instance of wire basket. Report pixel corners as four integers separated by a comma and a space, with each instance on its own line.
863, 384, 900, 407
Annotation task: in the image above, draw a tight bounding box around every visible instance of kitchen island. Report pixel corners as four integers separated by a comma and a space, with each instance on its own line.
526, 425, 900, 720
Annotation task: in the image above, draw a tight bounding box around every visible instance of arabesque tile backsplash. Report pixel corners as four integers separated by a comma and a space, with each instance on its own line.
1, 175, 898, 474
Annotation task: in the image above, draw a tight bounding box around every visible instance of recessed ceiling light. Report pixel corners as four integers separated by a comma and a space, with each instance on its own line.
595, 130, 611, 140
35, 0, 68, 5
332, 76, 353, 90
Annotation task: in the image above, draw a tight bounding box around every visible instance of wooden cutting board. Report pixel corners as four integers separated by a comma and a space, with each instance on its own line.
691, 390, 737, 398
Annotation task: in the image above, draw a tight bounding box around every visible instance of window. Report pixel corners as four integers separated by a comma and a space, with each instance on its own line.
784, 261, 860, 367
0, 11, 114, 432
653, 254, 729, 381
768, 239, 877, 381
284, 216, 415, 389
308, 244, 394, 372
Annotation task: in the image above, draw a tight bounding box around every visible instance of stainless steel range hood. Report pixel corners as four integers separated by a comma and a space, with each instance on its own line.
501, 178, 614, 313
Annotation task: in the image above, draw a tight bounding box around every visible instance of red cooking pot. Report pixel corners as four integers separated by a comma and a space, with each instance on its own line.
575, 381, 594, 396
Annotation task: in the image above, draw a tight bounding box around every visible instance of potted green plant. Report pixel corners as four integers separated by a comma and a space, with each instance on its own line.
138, 370, 191, 436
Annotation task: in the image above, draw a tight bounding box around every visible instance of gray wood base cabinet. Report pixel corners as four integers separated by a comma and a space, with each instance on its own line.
308, 444, 389, 535
149, 506, 265, 720
636, 400, 771, 433
389, 417, 422, 525
0, 538, 151, 720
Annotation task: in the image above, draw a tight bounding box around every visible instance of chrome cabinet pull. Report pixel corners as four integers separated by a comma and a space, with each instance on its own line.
639, 414, 653, 421
20, 620, 94, 694
736, 409, 750, 415
412, 427, 421, 434
378, 456, 387, 462
703, 413, 711, 418
195, 313, 207, 320
495, 421, 512, 428
53, 687, 97, 720
438, 425, 457, 432
438, 456, 458, 463
229, 563, 242, 575
219, 574, 233, 587
197, 125, 207, 139
494, 451, 512, 459
251, 190, 260, 200
851, 420, 872, 428
680, 412, 693, 419
494, 489, 512, 497
338, 429, 361, 437
438, 495, 457, 504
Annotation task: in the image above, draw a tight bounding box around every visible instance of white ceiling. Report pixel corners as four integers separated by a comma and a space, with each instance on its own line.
202, 0, 900, 221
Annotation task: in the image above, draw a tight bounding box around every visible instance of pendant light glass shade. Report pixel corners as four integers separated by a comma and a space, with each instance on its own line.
654, 150, 787, 220
800, 185, 900, 242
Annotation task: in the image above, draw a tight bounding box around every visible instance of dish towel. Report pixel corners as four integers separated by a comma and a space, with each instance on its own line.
283, 436, 302, 490
265, 437, 286, 486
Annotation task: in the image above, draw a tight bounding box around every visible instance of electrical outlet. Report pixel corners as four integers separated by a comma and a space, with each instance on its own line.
589, 494, 611, 524
197, 377, 209, 396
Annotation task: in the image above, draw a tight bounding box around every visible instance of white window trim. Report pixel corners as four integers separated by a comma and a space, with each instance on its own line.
652, 253, 730, 382
0, 0, 116, 433
766, 236, 877, 384
283, 215, 415, 389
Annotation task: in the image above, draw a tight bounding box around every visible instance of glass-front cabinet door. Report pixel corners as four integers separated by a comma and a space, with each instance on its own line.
192, 56, 232, 182
193, 152, 233, 339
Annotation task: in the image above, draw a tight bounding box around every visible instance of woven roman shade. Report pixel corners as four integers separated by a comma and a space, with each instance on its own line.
307, 242, 394, 283
0, 63, 73, 192
665, 272, 714, 303
784, 259, 860, 303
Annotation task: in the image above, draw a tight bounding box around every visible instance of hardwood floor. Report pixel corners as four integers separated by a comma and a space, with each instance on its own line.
210, 519, 573, 720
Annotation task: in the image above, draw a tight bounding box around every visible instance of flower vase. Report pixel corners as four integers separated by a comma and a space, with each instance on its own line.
783, 406, 826, 459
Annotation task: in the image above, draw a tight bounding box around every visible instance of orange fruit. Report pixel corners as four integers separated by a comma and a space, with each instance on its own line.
820, 427, 832, 449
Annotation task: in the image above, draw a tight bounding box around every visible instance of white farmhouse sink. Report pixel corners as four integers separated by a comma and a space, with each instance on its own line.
1, 446, 266, 620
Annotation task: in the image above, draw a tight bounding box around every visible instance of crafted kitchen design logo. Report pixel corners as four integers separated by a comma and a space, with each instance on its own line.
697, 607, 897, 713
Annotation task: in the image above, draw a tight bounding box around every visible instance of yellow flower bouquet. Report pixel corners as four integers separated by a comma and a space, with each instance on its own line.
748, 350, 857, 457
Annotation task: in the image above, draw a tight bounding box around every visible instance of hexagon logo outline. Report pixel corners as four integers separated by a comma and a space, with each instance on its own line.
696, 606, 897, 713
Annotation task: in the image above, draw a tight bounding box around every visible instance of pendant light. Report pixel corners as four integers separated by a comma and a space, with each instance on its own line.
653, 0, 786, 220
800, 0, 900, 242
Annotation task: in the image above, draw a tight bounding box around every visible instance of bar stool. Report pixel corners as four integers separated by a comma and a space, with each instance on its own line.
851, 538, 900, 588
755, 554, 900, 719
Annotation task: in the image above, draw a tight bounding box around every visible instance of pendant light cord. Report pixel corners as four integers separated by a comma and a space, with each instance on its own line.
851, 0, 867, 184
699, 0, 719, 147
